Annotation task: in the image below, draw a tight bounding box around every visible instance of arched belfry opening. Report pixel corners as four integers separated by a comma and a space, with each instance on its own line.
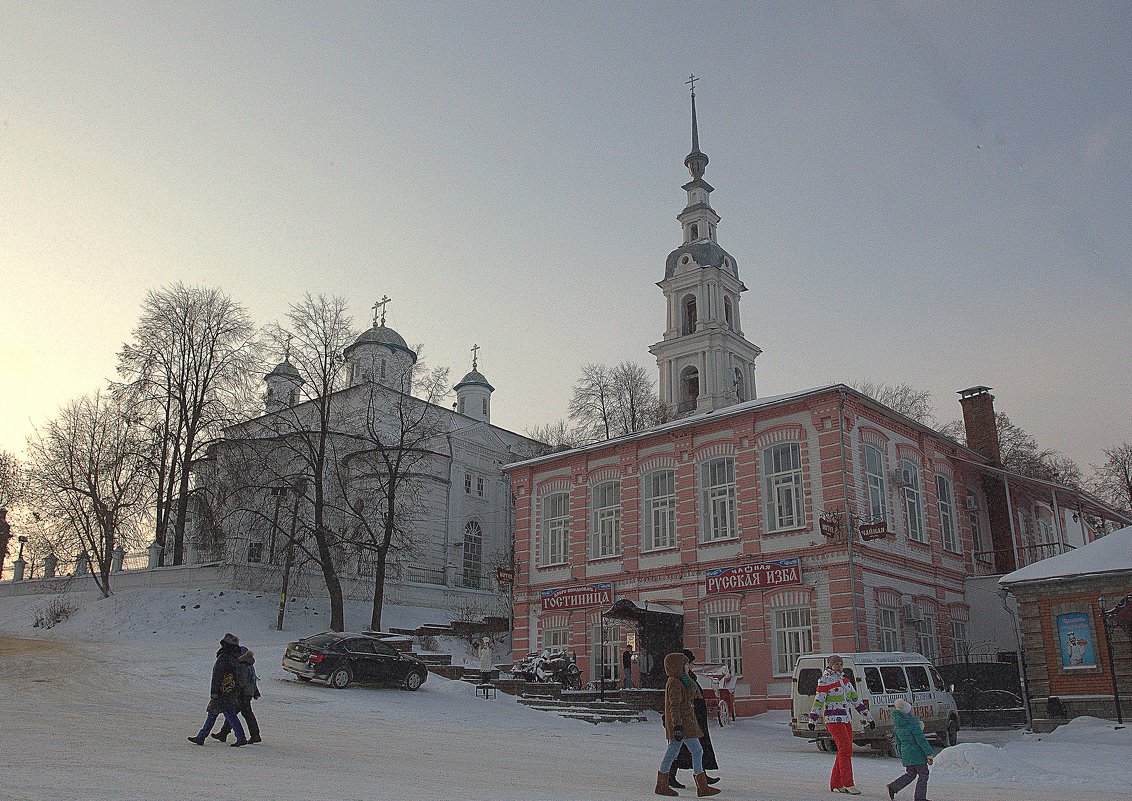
734, 368, 745, 402
681, 294, 698, 335
679, 365, 700, 413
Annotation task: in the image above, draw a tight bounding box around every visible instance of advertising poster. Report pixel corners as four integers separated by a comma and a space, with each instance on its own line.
1057, 612, 1097, 669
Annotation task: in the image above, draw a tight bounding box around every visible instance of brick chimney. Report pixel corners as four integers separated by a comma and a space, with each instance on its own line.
958, 386, 1001, 465
957, 386, 1014, 573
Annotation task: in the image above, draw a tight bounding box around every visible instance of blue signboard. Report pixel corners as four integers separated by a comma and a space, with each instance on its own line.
1057, 612, 1096, 669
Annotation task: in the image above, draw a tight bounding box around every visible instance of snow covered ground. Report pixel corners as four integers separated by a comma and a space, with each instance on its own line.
0, 588, 1127, 801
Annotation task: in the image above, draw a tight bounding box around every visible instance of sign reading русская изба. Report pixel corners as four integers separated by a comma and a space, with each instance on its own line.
540, 582, 613, 611
705, 558, 802, 594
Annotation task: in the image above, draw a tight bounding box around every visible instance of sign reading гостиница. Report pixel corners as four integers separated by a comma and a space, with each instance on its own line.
540, 582, 613, 611
705, 558, 802, 594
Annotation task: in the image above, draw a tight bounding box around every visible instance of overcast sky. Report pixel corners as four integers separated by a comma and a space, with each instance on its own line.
2, 2, 1129, 468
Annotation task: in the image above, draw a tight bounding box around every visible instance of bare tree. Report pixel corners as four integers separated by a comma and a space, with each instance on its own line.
243, 293, 356, 631
569, 361, 661, 443
0, 451, 25, 573
849, 380, 937, 426
336, 363, 450, 631
525, 419, 585, 451
116, 283, 259, 566
938, 411, 1082, 485
25, 392, 152, 597
1090, 443, 1132, 513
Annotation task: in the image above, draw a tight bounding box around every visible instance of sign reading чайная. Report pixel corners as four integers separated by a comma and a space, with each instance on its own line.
540, 582, 613, 611
705, 558, 802, 594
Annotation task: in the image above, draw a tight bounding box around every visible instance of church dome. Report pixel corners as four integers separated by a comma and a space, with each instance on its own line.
264, 359, 301, 381
454, 368, 494, 392
664, 241, 738, 280
343, 324, 417, 361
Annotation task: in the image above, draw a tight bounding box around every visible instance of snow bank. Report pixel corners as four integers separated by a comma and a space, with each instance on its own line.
1033, 714, 1132, 745
932, 742, 1048, 783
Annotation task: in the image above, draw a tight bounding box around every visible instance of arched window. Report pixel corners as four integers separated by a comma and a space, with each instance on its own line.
900, 459, 926, 542
540, 492, 569, 566
701, 457, 737, 542
935, 475, 957, 552
590, 481, 621, 559
462, 521, 483, 589
764, 443, 804, 531
863, 444, 888, 523
734, 368, 745, 402
641, 469, 676, 550
681, 295, 698, 335
724, 296, 733, 329
690, 223, 699, 241
679, 366, 699, 413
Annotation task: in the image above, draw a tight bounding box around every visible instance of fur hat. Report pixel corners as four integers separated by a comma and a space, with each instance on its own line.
894, 698, 912, 714
220, 632, 240, 648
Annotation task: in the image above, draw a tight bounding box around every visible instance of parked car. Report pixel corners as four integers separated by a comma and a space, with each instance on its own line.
282, 631, 428, 691
790, 651, 960, 753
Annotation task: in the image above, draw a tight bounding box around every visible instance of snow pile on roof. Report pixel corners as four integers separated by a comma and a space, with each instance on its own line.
1001, 524, 1132, 585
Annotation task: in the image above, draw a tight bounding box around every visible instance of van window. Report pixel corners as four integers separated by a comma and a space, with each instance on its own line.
907, 665, 931, 692
864, 667, 884, 695
798, 668, 822, 695
929, 666, 946, 691
842, 668, 856, 687
880, 666, 908, 693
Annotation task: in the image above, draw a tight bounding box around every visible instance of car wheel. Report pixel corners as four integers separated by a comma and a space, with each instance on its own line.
945, 718, 959, 747
328, 667, 352, 689
403, 671, 424, 691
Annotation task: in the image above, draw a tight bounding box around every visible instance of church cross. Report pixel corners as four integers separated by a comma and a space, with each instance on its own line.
373, 294, 391, 327
685, 74, 699, 97
470, 343, 480, 370
283, 332, 293, 361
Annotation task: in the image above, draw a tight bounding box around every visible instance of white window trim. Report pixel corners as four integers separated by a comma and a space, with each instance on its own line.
707, 613, 743, 675
590, 481, 622, 560
701, 457, 738, 543
936, 475, 959, 552
764, 443, 804, 532
641, 469, 677, 552
773, 606, 813, 675
901, 459, 926, 543
540, 492, 570, 567
863, 443, 888, 523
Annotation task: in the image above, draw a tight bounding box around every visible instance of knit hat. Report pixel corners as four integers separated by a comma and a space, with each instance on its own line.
894, 698, 912, 713
221, 632, 240, 648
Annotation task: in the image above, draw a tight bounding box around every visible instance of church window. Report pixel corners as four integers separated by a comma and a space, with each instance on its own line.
764, 443, 804, 531
590, 481, 621, 559
465, 473, 472, 494
734, 368, 745, 402
462, 521, 483, 589
681, 295, 698, 335
540, 492, 569, 566
476, 477, 485, 498
247, 542, 264, 564
690, 223, 699, 240
724, 296, 733, 328
482, 397, 488, 416
459, 397, 465, 414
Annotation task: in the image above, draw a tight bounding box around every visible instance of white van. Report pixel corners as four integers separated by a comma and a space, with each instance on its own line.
790, 652, 960, 754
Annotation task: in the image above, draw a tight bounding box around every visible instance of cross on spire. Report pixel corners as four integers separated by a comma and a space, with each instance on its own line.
283, 332, 293, 361
373, 295, 391, 327
685, 74, 699, 97
470, 343, 480, 370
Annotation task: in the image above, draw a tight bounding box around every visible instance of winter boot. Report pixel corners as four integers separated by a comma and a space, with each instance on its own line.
209, 732, 226, 742
694, 772, 720, 797
249, 735, 262, 744
655, 771, 679, 797
187, 736, 205, 745
231, 739, 248, 747
668, 765, 686, 789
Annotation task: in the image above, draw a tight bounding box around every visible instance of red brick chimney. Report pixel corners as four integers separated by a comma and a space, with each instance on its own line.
957, 386, 1014, 573
958, 386, 1001, 465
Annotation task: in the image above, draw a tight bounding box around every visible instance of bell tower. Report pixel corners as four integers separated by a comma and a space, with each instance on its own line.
649, 78, 762, 417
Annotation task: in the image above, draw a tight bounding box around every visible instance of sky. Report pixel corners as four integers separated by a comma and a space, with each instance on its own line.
2, 2, 1130, 469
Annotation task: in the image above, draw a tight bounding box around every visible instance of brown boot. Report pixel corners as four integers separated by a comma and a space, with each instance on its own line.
695, 772, 721, 797
655, 771, 679, 796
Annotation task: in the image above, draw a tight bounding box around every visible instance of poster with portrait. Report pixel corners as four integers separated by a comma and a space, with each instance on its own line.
1057, 612, 1097, 669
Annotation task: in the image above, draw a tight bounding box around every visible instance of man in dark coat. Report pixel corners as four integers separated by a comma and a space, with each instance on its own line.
188, 633, 247, 746
212, 645, 261, 744
669, 649, 720, 788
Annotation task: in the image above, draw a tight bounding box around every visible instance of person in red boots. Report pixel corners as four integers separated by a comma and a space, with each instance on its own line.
654, 652, 720, 797
808, 654, 874, 794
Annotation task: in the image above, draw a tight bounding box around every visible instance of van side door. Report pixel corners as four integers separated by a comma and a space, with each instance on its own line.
906, 665, 939, 731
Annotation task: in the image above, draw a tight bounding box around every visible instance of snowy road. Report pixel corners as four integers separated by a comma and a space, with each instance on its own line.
0, 589, 1125, 801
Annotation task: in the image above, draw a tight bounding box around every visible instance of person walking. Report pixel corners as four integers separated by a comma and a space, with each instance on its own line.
211, 645, 261, 744
886, 698, 935, 800
808, 654, 874, 794
653, 652, 720, 798
187, 632, 247, 747
622, 647, 635, 689
669, 649, 720, 789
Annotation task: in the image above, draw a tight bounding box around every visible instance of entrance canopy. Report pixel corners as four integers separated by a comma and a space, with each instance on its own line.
603, 599, 684, 689
603, 598, 683, 622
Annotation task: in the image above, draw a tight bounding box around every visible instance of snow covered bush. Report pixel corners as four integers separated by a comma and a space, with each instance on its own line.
32, 597, 77, 629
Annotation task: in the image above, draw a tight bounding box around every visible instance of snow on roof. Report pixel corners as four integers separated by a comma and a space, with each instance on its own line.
1000, 525, 1132, 586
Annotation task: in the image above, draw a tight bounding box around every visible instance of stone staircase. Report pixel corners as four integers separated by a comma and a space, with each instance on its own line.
516, 694, 649, 724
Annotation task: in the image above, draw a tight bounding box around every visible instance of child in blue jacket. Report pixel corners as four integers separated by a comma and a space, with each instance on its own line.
886, 698, 935, 800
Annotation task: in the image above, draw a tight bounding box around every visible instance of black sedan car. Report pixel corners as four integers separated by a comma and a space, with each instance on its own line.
282, 632, 428, 690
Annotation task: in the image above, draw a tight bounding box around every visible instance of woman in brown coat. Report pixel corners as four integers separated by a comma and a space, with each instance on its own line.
655, 652, 720, 797
670, 649, 720, 788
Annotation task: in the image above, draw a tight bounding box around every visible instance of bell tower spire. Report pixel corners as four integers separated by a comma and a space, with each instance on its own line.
649, 78, 762, 418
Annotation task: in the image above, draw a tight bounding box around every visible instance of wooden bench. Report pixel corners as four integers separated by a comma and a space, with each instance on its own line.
476, 683, 498, 700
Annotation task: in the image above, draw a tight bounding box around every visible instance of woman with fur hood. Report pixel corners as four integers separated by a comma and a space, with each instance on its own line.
187, 633, 247, 746
654, 652, 720, 797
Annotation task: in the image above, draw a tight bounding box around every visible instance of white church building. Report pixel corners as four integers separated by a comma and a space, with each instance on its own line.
188, 308, 543, 618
